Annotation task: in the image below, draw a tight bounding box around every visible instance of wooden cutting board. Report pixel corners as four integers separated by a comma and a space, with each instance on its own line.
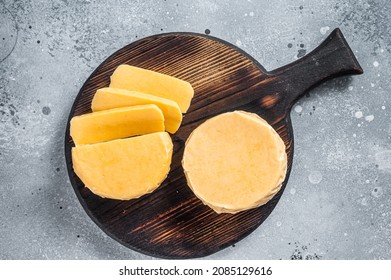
65, 28, 363, 259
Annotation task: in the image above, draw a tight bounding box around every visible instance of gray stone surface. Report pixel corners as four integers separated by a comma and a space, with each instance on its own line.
0, 0, 390, 259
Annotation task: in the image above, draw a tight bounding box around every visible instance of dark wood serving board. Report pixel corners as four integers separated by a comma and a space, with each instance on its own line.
65, 28, 362, 259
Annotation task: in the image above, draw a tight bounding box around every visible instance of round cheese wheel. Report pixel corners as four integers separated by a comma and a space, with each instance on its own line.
182, 111, 287, 214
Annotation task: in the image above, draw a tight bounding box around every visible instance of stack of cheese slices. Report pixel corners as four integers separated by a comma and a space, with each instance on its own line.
70, 65, 194, 200
71, 64, 288, 215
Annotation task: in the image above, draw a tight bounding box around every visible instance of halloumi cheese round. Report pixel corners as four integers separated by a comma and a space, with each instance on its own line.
182, 111, 287, 214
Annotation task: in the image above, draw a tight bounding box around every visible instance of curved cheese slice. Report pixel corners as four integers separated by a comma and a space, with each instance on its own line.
109, 65, 194, 113
70, 104, 164, 145
182, 111, 287, 214
72, 132, 173, 200
91, 88, 182, 134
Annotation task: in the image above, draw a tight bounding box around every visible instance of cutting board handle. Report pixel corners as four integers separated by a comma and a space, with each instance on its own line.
269, 28, 363, 109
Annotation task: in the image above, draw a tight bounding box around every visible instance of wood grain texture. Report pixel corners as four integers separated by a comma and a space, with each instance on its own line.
64, 28, 363, 259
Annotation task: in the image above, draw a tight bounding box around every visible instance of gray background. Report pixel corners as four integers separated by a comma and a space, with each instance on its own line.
0, 0, 390, 259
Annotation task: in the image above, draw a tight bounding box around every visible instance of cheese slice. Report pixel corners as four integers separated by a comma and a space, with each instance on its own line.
182, 111, 287, 214
109, 65, 194, 113
70, 104, 164, 145
72, 132, 173, 200
91, 88, 182, 134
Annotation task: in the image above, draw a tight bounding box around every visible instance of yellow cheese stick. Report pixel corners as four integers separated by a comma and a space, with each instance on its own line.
72, 132, 173, 200
109, 65, 194, 113
92, 88, 182, 134
70, 104, 164, 145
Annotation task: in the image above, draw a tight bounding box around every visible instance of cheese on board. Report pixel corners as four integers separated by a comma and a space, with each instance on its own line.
70, 104, 164, 145
72, 132, 173, 200
91, 88, 182, 133
109, 65, 194, 113
182, 111, 287, 214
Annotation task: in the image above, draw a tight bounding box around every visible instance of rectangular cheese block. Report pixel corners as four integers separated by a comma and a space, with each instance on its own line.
109, 65, 194, 113
91, 88, 182, 134
70, 104, 164, 145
